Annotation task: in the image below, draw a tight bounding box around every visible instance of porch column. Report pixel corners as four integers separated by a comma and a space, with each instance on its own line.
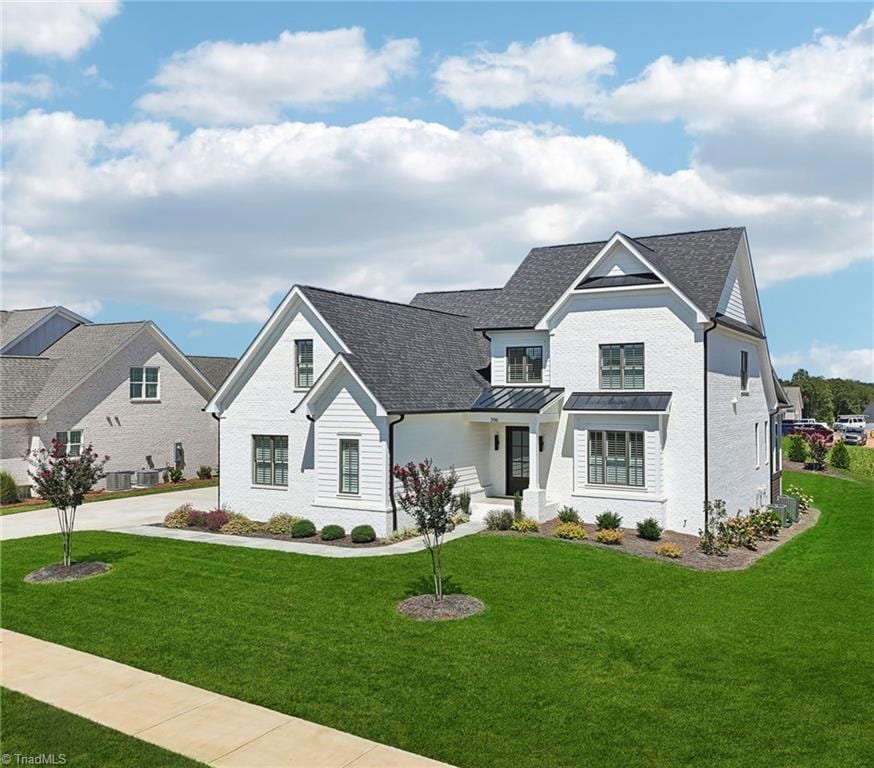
523, 419, 547, 521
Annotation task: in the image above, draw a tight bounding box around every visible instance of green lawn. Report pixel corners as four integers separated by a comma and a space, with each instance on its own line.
0, 688, 202, 767
0, 477, 217, 516
1, 471, 872, 767
782, 435, 874, 484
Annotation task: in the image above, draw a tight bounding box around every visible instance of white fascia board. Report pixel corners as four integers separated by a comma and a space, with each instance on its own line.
145, 322, 214, 398
292, 354, 387, 418
205, 286, 350, 414
535, 233, 707, 330
737, 230, 765, 333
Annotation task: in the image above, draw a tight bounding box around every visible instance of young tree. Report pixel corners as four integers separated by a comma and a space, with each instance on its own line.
807, 435, 828, 471
27, 439, 108, 567
829, 439, 850, 470
392, 459, 459, 602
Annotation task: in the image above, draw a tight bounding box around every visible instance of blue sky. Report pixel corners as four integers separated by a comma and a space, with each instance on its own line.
2, 2, 872, 380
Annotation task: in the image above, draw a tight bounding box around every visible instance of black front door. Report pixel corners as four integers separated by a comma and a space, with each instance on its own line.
506, 426, 529, 496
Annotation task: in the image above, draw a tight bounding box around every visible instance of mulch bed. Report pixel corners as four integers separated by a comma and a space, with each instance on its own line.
397, 594, 485, 621
152, 523, 411, 548
490, 509, 820, 571
24, 561, 111, 583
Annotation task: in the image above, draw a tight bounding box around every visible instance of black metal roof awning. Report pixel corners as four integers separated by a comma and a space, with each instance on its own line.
563, 391, 672, 413
472, 386, 564, 413
576, 272, 662, 290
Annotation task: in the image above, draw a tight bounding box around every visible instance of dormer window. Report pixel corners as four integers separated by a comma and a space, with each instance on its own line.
600, 344, 644, 389
130, 367, 159, 400
295, 340, 314, 388
506, 346, 542, 383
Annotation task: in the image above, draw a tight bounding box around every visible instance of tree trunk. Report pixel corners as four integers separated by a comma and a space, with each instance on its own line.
57, 506, 76, 567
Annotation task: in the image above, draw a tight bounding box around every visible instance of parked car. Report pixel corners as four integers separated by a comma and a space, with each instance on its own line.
842, 427, 868, 446
792, 424, 834, 443
833, 415, 866, 432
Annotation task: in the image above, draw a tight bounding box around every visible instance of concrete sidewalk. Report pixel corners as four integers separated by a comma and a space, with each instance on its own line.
113, 520, 484, 557
1, 629, 453, 767
0, 486, 217, 541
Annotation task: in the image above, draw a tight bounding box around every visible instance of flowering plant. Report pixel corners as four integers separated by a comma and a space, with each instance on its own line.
392, 459, 459, 601
27, 439, 108, 567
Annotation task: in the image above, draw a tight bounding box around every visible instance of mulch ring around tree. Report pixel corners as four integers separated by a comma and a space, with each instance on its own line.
397, 594, 485, 621
24, 561, 111, 584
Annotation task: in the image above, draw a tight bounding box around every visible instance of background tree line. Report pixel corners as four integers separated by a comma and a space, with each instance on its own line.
783, 369, 874, 423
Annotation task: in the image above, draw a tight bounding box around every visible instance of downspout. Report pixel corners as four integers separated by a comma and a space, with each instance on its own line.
211, 412, 222, 509
388, 414, 406, 532
702, 320, 717, 527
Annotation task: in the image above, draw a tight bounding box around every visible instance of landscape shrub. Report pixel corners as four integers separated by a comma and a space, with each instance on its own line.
186, 508, 208, 527
595, 510, 622, 530
452, 512, 468, 525
385, 527, 419, 543
512, 491, 523, 519
830, 439, 850, 470
320, 524, 345, 541
784, 484, 813, 512
722, 516, 758, 550
510, 516, 539, 533
196, 465, 212, 479
655, 542, 683, 559
220, 513, 263, 535
595, 528, 623, 545
457, 489, 471, 517
163, 466, 184, 483
164, 503, 193, 528
350, 524, 376, 543
291, 519, 317, 538
747, 507, 781, 538
554, 522, 587, 540
204, 508, 230, 532
557, 505, 579, 524
699, 499, 729, 556
787, 433, 808, 462
484, 509, 514, 531
0, 471, 20, 504
636, 517, 663, 541
264, 513, 299, 535
807, 436, 828, 470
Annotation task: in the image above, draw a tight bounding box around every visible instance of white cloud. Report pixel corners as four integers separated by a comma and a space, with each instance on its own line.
1, 1, 120, 59
3, 110, 870, 326
776, 344, 874, 382
434, 33, 615, 111
136, 28, 419, 125
1, 74, 56, 106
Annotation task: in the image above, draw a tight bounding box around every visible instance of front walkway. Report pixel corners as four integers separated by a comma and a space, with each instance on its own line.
0, 486, 218, 541
1, 629, 453, 767
113, 520, 484, 558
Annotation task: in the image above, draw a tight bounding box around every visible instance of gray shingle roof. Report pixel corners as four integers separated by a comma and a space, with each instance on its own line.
299, 286, 490, 413
564, 391, 673, 412
411, 228, 745, 329
0, 307, 56, 349
188, 356, 237, 389
409, 288, 503, 328
0, 357, 58, 417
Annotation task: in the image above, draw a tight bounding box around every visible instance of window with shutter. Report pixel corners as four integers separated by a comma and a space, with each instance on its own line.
600, 344, 644, 389
588, 431, 604, 484
296, 340, 314, 388
252, 435, 288, 486
339, 439, 359, 494
587, 430, 645, 487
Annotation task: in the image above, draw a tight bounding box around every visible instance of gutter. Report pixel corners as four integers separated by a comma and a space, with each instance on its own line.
387, 414, 405, 532
703, 320, 717, 524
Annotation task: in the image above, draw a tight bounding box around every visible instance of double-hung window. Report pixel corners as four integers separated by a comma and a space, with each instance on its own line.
130, 367, 159, 400
740, 351, 749, 392
506, 346, 543, 383
253, 435, 288, 486
339, 439, 359, 494
588, 430, 644, 487
295, 340, 314, 388
599, 344, 644, 389
55, 430, 82, 457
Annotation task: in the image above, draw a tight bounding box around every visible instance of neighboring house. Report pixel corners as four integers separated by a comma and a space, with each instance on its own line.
783, 386, 803, 420
0, 307, 236, 488
206, 227, 785, 537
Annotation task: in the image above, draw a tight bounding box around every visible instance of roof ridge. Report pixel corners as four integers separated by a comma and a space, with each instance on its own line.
187, 354, 237, 359
414, 287, 502, 296
532, 226, 743, 252
1, 305, 59, 312
299, 285, 472, 319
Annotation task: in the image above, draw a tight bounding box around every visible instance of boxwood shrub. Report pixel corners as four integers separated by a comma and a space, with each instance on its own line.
320, 524, 345, 541
351, 524, 376, 543
636, 517, 663, 541
291, 518, 317, 538
595, 510, 622, 530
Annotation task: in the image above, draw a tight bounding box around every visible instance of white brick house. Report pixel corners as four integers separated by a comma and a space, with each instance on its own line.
206, 228, 787, 537
0, 307, 236, 488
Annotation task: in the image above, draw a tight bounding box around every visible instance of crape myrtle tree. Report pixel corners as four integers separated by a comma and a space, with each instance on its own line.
392, 459, 459, 602
27, 439, 108, 567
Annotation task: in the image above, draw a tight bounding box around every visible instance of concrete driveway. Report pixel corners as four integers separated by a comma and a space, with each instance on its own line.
0, 486, 217, 541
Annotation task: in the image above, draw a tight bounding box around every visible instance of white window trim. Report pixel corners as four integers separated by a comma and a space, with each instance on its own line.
338, 437, 361, 496
506, 345, 543, 384
252, 434, 289, 488
55, 430, 83, 457
130, 366, 161, 401
755, 422, 760, 469
294, 339, 314, 391
599, 343, 645, 390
